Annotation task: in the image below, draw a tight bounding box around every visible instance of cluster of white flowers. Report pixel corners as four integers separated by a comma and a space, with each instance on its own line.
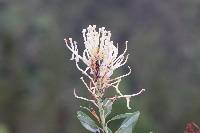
64, 25, 145, 109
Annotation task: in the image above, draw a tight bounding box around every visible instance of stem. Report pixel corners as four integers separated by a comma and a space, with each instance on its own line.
98, 100, 108, 133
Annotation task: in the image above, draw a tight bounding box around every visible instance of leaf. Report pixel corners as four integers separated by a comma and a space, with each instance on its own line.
117, 126, 132, 133
115, 111, 140, 133
103, 99, 113, 118
107, 127, 113, 133
77, 111, 100, 133
107, 113, 133, 124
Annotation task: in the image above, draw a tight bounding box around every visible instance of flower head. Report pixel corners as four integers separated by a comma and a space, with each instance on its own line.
64, 25, 145, 109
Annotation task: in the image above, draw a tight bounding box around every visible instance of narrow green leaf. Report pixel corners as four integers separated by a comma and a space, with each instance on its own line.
115, 111, 140, 133
107, 127, 113, 133
116, 126, 132, 133
107, 113, 133, 124
77, 111, 100, 133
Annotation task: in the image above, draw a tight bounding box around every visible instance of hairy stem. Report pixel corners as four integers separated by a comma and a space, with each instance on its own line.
97, 99, 108, 133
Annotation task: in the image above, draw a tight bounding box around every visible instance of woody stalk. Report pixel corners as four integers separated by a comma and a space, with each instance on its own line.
64, 25, 145, 133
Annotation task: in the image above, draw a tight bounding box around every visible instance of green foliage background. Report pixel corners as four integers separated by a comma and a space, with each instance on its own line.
0, 0, 200, 133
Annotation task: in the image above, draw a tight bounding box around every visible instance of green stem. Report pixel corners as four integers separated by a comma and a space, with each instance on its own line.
96, 79, 108, 133
98, 100, 108, 133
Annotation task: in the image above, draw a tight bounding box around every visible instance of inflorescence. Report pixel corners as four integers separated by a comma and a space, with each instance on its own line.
64, 25, 145, 109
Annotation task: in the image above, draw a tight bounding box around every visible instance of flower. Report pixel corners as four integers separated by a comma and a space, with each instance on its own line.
64, 25, 145, 109
185, 122, 200, 133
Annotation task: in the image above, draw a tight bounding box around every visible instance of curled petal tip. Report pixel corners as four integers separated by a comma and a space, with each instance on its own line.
141, 88, 146, 92
82, 29, 86, 32
64, 38, 67, 42
73, 89, 77, 96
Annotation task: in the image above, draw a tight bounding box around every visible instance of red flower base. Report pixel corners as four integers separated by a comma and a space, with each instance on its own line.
185, 122, 200, 133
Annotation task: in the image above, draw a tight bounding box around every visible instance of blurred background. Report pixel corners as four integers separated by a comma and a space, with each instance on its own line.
0, 0, 200, 133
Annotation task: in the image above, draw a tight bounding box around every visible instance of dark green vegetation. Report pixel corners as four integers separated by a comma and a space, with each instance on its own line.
0, 0, 200, 133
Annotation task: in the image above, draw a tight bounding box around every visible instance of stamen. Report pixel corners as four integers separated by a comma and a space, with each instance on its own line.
109, 89, 146, 109
109, 66, 132, 82
74, 89, 98, 107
